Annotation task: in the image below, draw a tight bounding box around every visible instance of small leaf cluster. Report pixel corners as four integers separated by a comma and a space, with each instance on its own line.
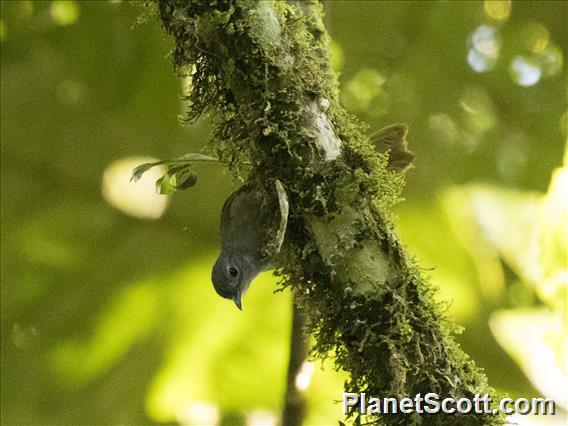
131, 153, 224, 195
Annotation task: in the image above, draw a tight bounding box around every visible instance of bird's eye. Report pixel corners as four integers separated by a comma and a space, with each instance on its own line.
228, 266, 239, 278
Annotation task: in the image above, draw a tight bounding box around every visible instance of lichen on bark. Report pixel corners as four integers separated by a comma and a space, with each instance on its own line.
155, 1, 505, 424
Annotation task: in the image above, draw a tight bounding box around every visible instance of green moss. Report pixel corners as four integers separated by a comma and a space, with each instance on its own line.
156, 1, 505, 424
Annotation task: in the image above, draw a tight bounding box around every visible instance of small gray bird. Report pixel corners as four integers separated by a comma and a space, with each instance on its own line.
211, 180, 289, 310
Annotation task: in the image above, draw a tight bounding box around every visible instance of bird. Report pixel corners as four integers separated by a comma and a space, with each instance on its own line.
211, 180, 288, 310
211, 124, 413, 310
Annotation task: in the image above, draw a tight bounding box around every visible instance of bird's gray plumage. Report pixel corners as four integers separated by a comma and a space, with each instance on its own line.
211, 181, 289, 310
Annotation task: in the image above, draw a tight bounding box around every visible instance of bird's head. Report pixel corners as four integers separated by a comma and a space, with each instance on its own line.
211, 251, 260, 310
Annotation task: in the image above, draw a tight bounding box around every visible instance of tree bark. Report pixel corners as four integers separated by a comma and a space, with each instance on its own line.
282, 296, 309, 426
156, 1, 506, 424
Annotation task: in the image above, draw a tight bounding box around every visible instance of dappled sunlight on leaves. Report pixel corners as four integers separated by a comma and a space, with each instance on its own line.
521, 23, 550, 54
146, 264, 290, 422
50, 1, 79, 27
330, 39, 344, 73
509, 55, 542, 87
452, 156, 567, 413
467, 25, 501, 73
466, 2, 564, 90
341, 68, 390, 118
176, 401, 219, 426
428, 113, 460, 146
459, 87, 497, 136
466, 186, 542, 283
395, 201, 481, 322
142, 260, 347, 425
246, 410, 278, 426
441, 188, 506, 302
490, 309, 567, 411
102, 157, 169, 220
539, 44, 564, 79
50, 282, 160, 386
484, 0, 511, 23
295, 360, 315, 392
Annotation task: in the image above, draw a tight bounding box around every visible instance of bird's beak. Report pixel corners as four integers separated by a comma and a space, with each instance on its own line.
233, 291, 242, 311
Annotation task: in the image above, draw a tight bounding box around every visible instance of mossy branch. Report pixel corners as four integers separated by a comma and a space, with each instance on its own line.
155, 1, 505, 424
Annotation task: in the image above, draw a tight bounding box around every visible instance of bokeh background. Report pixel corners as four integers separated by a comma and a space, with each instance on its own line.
1, 1, 566, 425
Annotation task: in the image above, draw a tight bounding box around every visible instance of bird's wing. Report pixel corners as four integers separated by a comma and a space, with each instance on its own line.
219, 181, 289, 264
272, 180, 289, 255
220, 184, 265, 252
370, 123, 415, 173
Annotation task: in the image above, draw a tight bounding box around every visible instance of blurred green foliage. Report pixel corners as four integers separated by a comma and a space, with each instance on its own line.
1, 1, 566, 425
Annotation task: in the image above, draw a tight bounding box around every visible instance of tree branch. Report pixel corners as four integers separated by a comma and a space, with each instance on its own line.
156, 1, 506, 424
282, 296, 309, 426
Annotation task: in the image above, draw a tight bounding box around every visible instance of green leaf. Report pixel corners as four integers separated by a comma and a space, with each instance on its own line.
167, 164, 190, 175
172, 170, 198, 190
130, 162, 156, 183
178, 153, 219, 162
155, 176, 176, 195
130, 153, 224, 183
